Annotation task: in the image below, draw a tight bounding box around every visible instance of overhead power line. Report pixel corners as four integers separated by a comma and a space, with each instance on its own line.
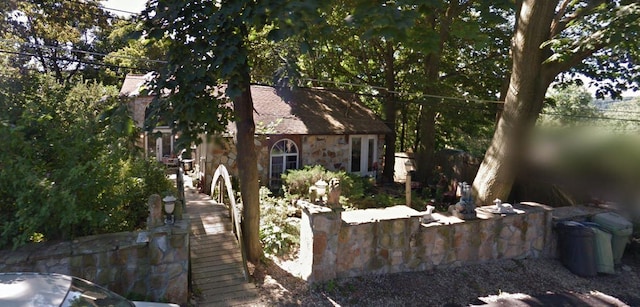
0, 49, 155, 72
0, 38, 167, 65
301, 77, 505, 105
62, 0, 142, 16
541, 112, 640, 123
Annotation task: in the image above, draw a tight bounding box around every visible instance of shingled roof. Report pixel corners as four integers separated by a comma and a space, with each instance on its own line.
119, 73, 154, 97
120, 74, 391, 136
238, 85, 391, 135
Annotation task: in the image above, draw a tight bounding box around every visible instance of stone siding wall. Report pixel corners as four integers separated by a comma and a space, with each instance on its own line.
128, 96, 153, 128
201, 135, 269, 193
0, 222, 190, 304
301, 135, 350, 172
299, 201, 554, 283
202, 134, 385, 192
301, 135, 384, 179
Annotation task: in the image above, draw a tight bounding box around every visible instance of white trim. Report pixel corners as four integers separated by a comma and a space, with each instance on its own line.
349, 135, 378, 177
269, 139, 299, 185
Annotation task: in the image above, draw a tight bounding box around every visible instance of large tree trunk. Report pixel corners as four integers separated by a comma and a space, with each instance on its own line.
233, 65, 263, 263
472, 0, 558, 205
415, 107, 436, 183
382, 41, 397, 184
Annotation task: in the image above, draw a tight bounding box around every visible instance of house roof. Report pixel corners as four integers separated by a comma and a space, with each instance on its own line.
119, 73, 154, 97
119, 74, 391, 136
238, 85, 391, 135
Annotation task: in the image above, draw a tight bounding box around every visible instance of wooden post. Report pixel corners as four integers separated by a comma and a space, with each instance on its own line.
405, 160, 414, 207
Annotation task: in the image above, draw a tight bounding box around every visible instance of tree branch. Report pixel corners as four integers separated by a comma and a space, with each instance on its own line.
550, 0, 606, 37
545, 37, 608, 77
440, 52, 504, 80
550, 0, 572, 36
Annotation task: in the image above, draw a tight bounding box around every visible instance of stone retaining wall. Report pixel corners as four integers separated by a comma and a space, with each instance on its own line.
0, 221, 189, 304
299, 201, 554, 283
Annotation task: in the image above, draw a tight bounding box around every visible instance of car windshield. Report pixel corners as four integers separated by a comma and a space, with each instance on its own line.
62, 277, 134, 307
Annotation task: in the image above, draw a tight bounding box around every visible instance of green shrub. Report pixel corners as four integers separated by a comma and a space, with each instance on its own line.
281, 165, 367, 203
259, 187, 300, 257
0, 77, 174, 249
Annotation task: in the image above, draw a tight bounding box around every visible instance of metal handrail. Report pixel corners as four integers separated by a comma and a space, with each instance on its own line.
210, 165, 250, 282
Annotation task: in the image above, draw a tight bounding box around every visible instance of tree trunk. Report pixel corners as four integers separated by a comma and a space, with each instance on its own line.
233, 64, 263, 263
415, 106, 436, 183
472, 0, 558, 205
382, 41, 397, 184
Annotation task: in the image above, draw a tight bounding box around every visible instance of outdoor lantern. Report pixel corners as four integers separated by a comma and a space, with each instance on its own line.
404, 159, 415, 172
163, 195, 176, 225
314, 179, 328, 201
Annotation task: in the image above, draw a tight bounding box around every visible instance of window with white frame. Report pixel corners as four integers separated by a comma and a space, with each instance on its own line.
350, 135, 377, 177
270, 139, 299, 187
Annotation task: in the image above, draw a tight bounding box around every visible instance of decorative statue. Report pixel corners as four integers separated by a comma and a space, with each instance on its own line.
449, 182, 477, 220
308, 185, 318, 203
327, 178, 341, 209
421, 205, 436, 223
493, 198, 514, 214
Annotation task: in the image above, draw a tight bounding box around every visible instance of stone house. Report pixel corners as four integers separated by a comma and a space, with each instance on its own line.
119, 74, 391, 190
119, 73, 181, 166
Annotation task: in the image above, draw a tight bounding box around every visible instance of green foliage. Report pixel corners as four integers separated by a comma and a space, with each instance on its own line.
0, 74, 172, 250
540, 85, 600, 127
281, 165, 365, 202
597, 97, 640, 134
259, 187, 299, 257
142, 0, 325, 144
552, 2, 640, 100
2, 0, 116, 84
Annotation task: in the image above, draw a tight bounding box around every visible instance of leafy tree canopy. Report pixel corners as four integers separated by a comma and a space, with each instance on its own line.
0, 64, 173, 249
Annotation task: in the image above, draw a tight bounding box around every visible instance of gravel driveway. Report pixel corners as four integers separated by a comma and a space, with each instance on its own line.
253, 252, 640, 306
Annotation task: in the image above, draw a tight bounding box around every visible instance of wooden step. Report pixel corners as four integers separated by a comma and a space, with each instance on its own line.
186, 189, 257, 307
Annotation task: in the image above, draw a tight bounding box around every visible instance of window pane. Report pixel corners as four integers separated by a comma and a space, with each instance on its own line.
147, 136, 157, 158
162, 133, 172, 156
367, 138, 375, 171
284, 140, 297, 153
351, 137, 361, 172
271, 156, 283, 176
285, 155, 298, 170
271, 143, 284, 155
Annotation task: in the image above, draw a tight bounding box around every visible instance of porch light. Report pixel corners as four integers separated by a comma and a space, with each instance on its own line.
163, 195, 176, 225
404, 159, 415, 172
314, 179, 328, 201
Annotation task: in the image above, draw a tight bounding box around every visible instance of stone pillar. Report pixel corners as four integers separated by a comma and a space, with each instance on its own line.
147, 220, 190, 305
298, 200, 342, 283
147, 194, 164, 228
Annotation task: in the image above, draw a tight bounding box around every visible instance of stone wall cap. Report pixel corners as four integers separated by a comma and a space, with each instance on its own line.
517, 202, 554, 212
552, 205, 609, 221
297, 200, 333, 214
342, 205, 422, 224
477, 205, 526, 216
420, 212, 465, 226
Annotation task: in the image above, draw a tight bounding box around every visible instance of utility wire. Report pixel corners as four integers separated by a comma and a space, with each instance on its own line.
540, 112, 640, 123
62, 0, 142, 16
0, 38, 167, 64
257, 75, 505, 106
300, 77, 505, 105
2, 40, 637, 122
258, 79, 640, 123
0, 49, 155, 72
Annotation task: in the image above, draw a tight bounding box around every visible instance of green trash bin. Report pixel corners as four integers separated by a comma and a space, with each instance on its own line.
583, 222, 615, 274
592, 212, 633, 264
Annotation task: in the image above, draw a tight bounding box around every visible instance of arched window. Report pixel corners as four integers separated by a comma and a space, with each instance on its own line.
270, 139, 299, 187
